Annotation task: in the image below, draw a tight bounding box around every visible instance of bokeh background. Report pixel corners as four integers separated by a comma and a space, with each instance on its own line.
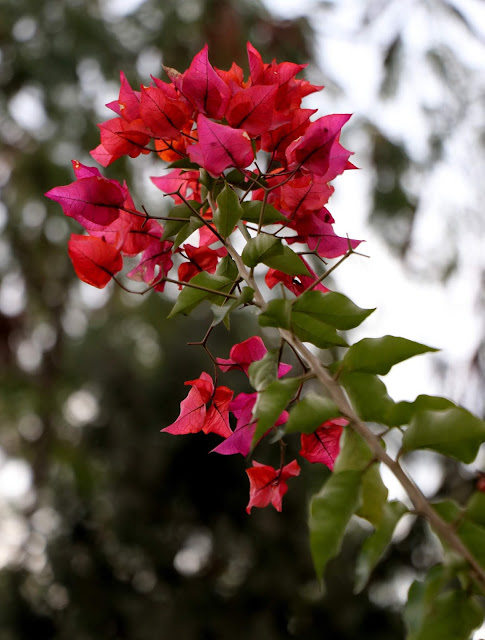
1, 0, 484, 637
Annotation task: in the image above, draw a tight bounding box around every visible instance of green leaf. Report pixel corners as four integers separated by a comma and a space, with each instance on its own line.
291, 311, 348, 349
167, 273, 233, 318
340, 372, 396, 424
240, 201, 287, 224
285, 393, 341, 434
457, 520, 485, 569
334, 427, 373, 473
215, 255, 239, 280
214, 185, 243, 238
166, 158, 200, 170
242, 235, 281, 268
388, 395, 454, 428
357, 464, 389, 526
466, 492, 485, 528
248, 349, 279, 392
264, 245, 310, 276
225, 169, 246, 186
252, 378, 301, 447
161, 202, 200, 240
211, 287, 254, 328
293, 291, 375, 330
173, 216, 204, 250
402, 407, 485, 463
355, 500, 407, 593
310, 470, 362, 581
258, 298, 292, 330
342, 335, 438, 375
242, 236, 309, 275
405, 587, 483, 640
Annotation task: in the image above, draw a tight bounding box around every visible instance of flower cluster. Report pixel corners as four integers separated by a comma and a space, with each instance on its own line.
46, 43, 357, 513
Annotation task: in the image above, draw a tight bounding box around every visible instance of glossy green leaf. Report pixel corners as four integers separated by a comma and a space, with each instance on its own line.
265, 245, 310, 275
242, 235, 280, 268
355, 500, 407, 593
173, 216, 204, 250
402, 407, 485, 463
357, 464, 389, 526
167, 273, 233, 318
252, 378, 301, 446
291, 312, 348, 349
466, 492, 485, 528
240, 200, 287, 224
242, 236, 309, 275
293, 291, 375, 330
161, 202, 201, 240
211, 287, 254, 328
457, 520, 485, 569
340, 372, 396, 424
166, 158, 200, 169
285, 393, 341, 434
214, 185, 243, 238
248, 349, 279, 392
258, 298, 292, 330
215, 255, 239, 280
405, 586, 483, 640
225, 169, 246, 186
342, 335, 438, 375
310, 470, 362, 581
334, 427, 373, 472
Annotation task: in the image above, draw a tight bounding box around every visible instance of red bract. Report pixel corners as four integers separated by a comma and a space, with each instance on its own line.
286, 114, 352, 177
181, 44, 231, 120
216, 336, 291, 377
45, 176, 124, 227
94, 117, 151, 166
178, 244, 227, 284
162, 372, 232, 438
67, 234, 123, 289
265, 257, 330, 296
187, 114, 254, 177
225, 85, 288, 137
211, 392, 288, 457
140, 86, 191, 139
126, 221, 173, 290
246, 460, 300, 513
299, 419, 347, 470
151, 169, 201, 204
108, 71, 141, 122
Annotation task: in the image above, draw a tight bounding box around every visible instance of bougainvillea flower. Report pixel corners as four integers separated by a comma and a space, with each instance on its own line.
45, 176, 125, 227
285, 114, 352, 177
126, 223, 173, 290
162, 372, 232, 438
181, 44, 231, 120
216, 336, 291, 377
178, 244, 227, 284
140, 85, 191, 139
107, 71, 141, 122
246, 459, 300, 513
265, 257, 330, 296
95, 117, 151, 165
151, 169, 201, 204
211, 392, 288, 457
299, 419, 347, 470
260, 108, 316, 158
225, 85, 288, 137
67, 234, 123, 289
187, 114, 254, 177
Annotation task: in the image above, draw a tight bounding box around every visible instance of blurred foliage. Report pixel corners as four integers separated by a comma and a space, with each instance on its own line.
0, 0, 482, 638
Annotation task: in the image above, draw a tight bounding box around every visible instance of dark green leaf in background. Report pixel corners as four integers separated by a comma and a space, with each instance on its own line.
310, 470, 362, 581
